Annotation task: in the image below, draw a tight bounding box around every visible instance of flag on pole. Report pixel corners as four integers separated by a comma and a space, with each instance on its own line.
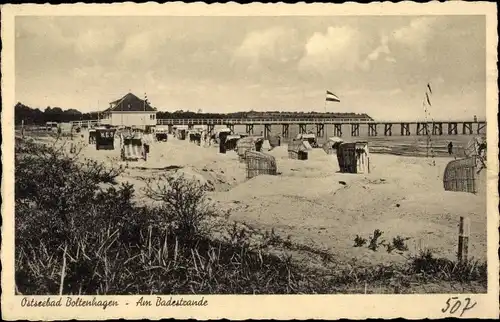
424, 82, 432, 107
425, 92, 432, 106
144, 93, 147, 128
421, 82, 435, 160
326, 90, 340, 102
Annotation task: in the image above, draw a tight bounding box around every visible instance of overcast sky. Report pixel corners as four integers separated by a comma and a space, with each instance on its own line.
15, 15, 485, 120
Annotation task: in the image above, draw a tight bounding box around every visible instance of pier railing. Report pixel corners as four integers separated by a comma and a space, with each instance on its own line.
69, 118, 486, 127
155, 118, 486, 125
67, 118, 486, 137
157, 118, 373, 125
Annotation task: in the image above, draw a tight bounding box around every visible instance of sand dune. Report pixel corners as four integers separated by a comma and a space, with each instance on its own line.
34, 131, 487, 267
210, 145, 486, 265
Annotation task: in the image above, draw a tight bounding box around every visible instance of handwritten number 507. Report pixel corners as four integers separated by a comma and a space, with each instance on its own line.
441, 297, 477, 317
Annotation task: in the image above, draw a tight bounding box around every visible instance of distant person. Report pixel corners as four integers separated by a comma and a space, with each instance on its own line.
447, 141, 453, 156
143, 141, 150, 161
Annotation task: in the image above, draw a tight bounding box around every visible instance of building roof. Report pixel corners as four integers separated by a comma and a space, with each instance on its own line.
104, 93, 157, 112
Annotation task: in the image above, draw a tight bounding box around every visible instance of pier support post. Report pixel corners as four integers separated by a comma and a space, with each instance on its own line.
458, 216, 470, 263
282, 124, 289, 139
462, 122, 473, 135
432, 123, 443, 135
299, 124, 307, 134
316, 124, 324, 137
246, 124, 254, 135
168, 125, 173, 134
384, 123, 392, 136
416, 123, 429, 136
477, 122, 486, 134
351, 124, 360, 137
207, 124, 215, 135
368, 123, 378, 136
333, 124, 342, 137
400, 123, 410, 136
448, 122, 458, 135
264, 124, 271, 140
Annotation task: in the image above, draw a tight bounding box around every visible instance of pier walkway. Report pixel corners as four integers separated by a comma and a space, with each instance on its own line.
70, 118, 486, 139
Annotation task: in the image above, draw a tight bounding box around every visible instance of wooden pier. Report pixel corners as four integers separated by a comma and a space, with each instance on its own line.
70, 118, 486, 138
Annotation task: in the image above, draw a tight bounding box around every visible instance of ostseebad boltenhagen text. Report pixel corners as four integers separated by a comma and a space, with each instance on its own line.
21, 297, 118, 310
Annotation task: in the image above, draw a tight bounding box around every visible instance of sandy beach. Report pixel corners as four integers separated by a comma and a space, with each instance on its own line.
44, 131, 487, 270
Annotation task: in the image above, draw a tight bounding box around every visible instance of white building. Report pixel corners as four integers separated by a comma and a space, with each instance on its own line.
100, 93, 157, 128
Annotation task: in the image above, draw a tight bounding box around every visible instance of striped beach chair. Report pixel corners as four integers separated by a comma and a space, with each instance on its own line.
120, 134, 145, 161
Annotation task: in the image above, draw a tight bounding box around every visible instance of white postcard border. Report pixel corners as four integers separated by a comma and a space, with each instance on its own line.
1, 2, 498, 320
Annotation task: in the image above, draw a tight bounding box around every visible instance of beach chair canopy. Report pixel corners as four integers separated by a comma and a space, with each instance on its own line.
122, 135, 143, 145
296, 133, 316, 140
236, 136, 265, 156
96, 128, 116, 138
353, 141, 369, 150
238, 136, 263, 144
328, 136, 344, 143
226, 134, 241, 140
288, 139, 311, 152
302, 141, 313, 150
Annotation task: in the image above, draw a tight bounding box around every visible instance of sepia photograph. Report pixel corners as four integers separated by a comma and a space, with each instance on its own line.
1, 2, 498, 320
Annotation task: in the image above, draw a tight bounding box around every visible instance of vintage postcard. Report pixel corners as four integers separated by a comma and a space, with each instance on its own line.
1, 2, 499, 320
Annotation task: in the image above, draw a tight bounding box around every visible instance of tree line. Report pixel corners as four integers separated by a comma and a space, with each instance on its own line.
15, 102, 373, 125
15, 102, 99, 125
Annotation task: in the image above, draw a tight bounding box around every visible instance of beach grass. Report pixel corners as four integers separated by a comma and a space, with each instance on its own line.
14, 136, 487, 295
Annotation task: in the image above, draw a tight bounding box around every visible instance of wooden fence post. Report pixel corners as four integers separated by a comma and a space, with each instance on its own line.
458, 216, 470, 263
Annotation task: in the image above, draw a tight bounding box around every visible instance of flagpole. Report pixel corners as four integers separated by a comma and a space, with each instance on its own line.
422, 82, 433, 161
325, 90, 341, 141
428, 92, 434, 162
324, 91, 328, 142
423, 99, 429, 158
324, 92, 327, 113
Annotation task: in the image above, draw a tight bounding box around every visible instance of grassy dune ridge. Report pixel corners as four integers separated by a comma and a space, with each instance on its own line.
14, 134, 487, 294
